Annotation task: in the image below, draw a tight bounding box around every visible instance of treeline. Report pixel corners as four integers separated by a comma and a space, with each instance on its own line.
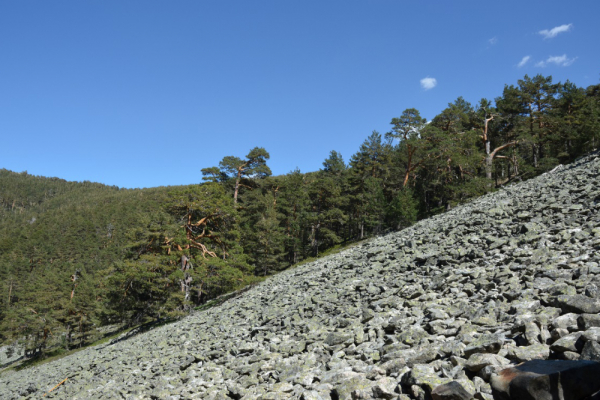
224, 74, 599, 269
0, 74, 598, 354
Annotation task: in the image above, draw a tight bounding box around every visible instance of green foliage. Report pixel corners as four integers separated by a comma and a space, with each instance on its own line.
240, 179, 286, 276
202, 147, 272, 204
386, 188, 418, 230
322, 150, 347, 175
102, 183, 252, 325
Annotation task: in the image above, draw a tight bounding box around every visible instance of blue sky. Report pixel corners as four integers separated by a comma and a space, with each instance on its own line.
1, 1, 598, 188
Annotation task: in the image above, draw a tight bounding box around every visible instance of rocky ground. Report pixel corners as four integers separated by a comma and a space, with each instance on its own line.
1, 152, 600, 399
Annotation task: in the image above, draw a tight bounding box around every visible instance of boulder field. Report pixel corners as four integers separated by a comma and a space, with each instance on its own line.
1, 152, 600, 400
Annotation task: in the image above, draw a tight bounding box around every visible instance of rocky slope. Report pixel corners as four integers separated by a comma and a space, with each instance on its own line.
1, 152, 600, 400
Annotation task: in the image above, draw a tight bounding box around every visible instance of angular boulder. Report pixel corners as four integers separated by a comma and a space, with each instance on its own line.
431, 380, 473, 400
555, 295, 600, 314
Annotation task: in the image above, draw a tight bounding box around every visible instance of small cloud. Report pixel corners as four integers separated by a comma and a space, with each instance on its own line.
539, 23, 572, 39
535, 54, 577, 67
488, 37, 498, 45
420, 77, 437, 90
517, 55, 531, 68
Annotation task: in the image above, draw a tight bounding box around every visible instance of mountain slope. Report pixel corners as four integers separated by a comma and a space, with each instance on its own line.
0, 171, 260, 348
1, 152, 600, 399
0, 170, 178, 345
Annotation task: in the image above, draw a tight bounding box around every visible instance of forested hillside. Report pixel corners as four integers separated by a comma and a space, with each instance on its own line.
0, 74, 599, 355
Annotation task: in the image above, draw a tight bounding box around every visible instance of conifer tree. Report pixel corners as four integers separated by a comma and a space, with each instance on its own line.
348, 133, 390, 237
277, 169, 310, 264
386, 109, 428, 187
202, 147, 271, 204
240, 178, 286, 276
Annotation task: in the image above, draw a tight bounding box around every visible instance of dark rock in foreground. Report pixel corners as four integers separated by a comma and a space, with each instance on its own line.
490, 360, 600, 400
1, 152, 599, 399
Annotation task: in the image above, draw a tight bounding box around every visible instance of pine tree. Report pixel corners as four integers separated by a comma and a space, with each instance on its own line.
202, 147, 271, 204
240, 178, 286, 276
277, 169, 310, 264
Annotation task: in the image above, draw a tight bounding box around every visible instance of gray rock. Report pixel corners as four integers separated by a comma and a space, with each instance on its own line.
463, 334, 503, 357
431, 380, 473, 400
370, 376, 398, 399
555, 295, 600, 314
579, 314, 600, 330
552, 312, 580, 331
401, 364, 451, 394
325, 332, 354, 346
550, 332, 585, 353
581, 341, 600, 361
582, 327, 600, 343
506, 343, 550, 362
464, 353, 510, 372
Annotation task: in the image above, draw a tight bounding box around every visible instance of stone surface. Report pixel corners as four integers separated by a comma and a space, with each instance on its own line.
580, 314, 600, 330
550, 332, 585, 353
464, 353, 510, 372
431, 380, 473, 400
581, 341, 600, 361
556, 295, 600, 314
0, 344, 24, 369
505, 343, 550, 362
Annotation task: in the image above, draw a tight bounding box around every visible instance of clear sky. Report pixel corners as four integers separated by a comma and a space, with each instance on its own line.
1, 1, 599, 188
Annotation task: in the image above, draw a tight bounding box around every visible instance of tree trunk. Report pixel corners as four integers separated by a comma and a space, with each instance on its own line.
485, 154, 493, 180
311, 224, 319, 257
66, 323, 72, 350
233, 177, 240, 204
180, 256, 193, 301
70, 270, 80, 301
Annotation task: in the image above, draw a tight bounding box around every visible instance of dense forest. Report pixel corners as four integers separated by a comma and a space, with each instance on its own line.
1, 74, 599, 354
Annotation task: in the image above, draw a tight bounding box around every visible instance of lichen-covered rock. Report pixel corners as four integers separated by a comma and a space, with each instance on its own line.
579, 314, 600, 330
550, 332, 585, 353
555, 295, 600, 314
581, 340, 600, 361
401, 364, 451, 394
464, 353, 510, 372
431, 380, 473, 400
505, 343, 550, 362
463, 334, 504, 357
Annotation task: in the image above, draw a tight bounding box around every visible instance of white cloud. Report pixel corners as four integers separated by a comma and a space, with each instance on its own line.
539, 23, 572, 39
420, 77, 437, 90
517, 56, 531, 68
488, 37, 498, 45
535, 54, 577, 67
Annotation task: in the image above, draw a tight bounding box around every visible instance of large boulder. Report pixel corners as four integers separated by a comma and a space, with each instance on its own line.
431, 380, 473, 400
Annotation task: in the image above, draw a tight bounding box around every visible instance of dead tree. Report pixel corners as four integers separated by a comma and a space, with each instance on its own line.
479, 112, 518, 181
